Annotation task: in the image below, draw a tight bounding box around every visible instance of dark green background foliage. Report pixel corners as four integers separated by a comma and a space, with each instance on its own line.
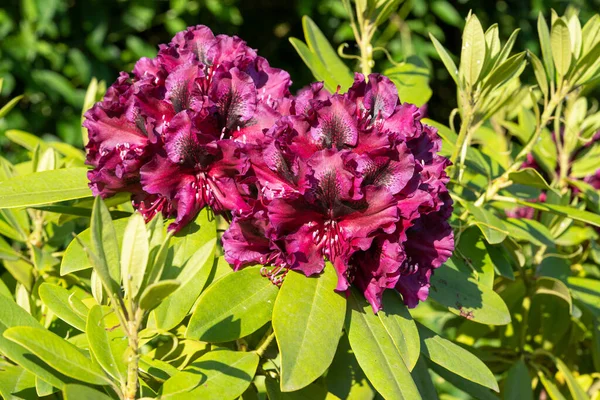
1, 0, 599, 159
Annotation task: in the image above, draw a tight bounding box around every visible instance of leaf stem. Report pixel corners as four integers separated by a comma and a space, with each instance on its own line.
124, 308, 144, 400
255, 327, 276, 358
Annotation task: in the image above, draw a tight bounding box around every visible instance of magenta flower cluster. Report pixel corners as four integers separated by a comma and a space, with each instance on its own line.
85, 25, 454, 311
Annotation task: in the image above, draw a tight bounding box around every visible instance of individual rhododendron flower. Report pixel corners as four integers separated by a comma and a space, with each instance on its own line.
223, 73, 454, 311
84, 25, 291, 231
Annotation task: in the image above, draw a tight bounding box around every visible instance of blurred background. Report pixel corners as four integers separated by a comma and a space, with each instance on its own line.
0, 0, 599, 162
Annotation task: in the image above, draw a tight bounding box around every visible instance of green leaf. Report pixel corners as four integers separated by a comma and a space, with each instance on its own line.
63, 384, 112, 400
493, 28, 521, 69
4, 326, 109, 385
60, 218, 128, 275
0, 95, 24, 119
483, 52, 526, 92
538, 372, 567, 400
345, 288, 421, 400
551, 356, 588, 400
411, 356, 439, 400
39, 283, 87, 331
457, 227, 495, 288
429, 33, 458, 84
429, 260, 511, 325
529, 51, 549, 99
121, 213, 149, 299
538, 13, 555, 79
417, 323, 498, 392
384, 57, 432, 107
186, 266, 278, 342
0, 365, 37, 400
503, 359, 533, 400
460, 14, 486, 86
509, 168, 556, 193
89, 197, 121, 295
86, 305, 127, 384
378, 290, 420, 370
265, 376, 327, 400
551, 18, 572, 76
326, 334, 376, 400
484, 243, 514, 280
534, 277, 573, 314
151, 235, 216, 331
512, 199, 600, 228
0, 168, 91, 209
302, 16, 353, 90
161, 350, 258, 400
504, 218, 555, 247
428, 361, 498, 400
139, 280, 180, 311
463, 202, 508, 244
273, 265, 345, 391
0, 295, 70, 389
289, 38, 331, 89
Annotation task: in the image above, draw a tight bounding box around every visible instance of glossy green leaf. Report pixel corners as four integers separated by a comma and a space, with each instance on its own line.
429, 361, 498, 400
534, 277, 572, 314
161, 350, 258, 400
538, 13, 555, 79
289, 38, 331, 88
273, 265, 345, 391
504, 218, 554, 247
86, 305, 127, 384
512, 199, 600, 227
411, 356, 439, 400
418, 323, 498, 391
0, 364, 36, 400
326, 334, 375, 400
89, 197, 121, 295
0, 168, 91, 209
554, 355, 588, 400
378, 290, 420, 370
504, 359, 533, 400
39, 283, 86, 331
345, 288, 421, 400
457, 227, 495, 288
529, 51, 549, 98
151, 235, 216, 331
493, 28, 521, 69
63, 384, 112, 400
509, 168, 555, 192
483, 52, 526, 92
265, 376, 327, 400
538, 372, 567, 400
429, 33, 458, 84
60, 218, 128, 275
139, 280, 180, 311
186, 265, 277, 342
460, 14, 486, 86
463, 202, 508, 244
384, 57, 432, 107
0, 295, 69, 389
0, 95, 24, 119
429, 260, 511, 325
551, 18, 572, 76
4, 326, 109, 385
302, 16, 353, 90
121, 212, 149, 299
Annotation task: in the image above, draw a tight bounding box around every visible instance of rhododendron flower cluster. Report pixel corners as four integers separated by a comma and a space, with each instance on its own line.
223, 75, 454, 311
84, 25, 292, 231
85, 26, 454, 311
